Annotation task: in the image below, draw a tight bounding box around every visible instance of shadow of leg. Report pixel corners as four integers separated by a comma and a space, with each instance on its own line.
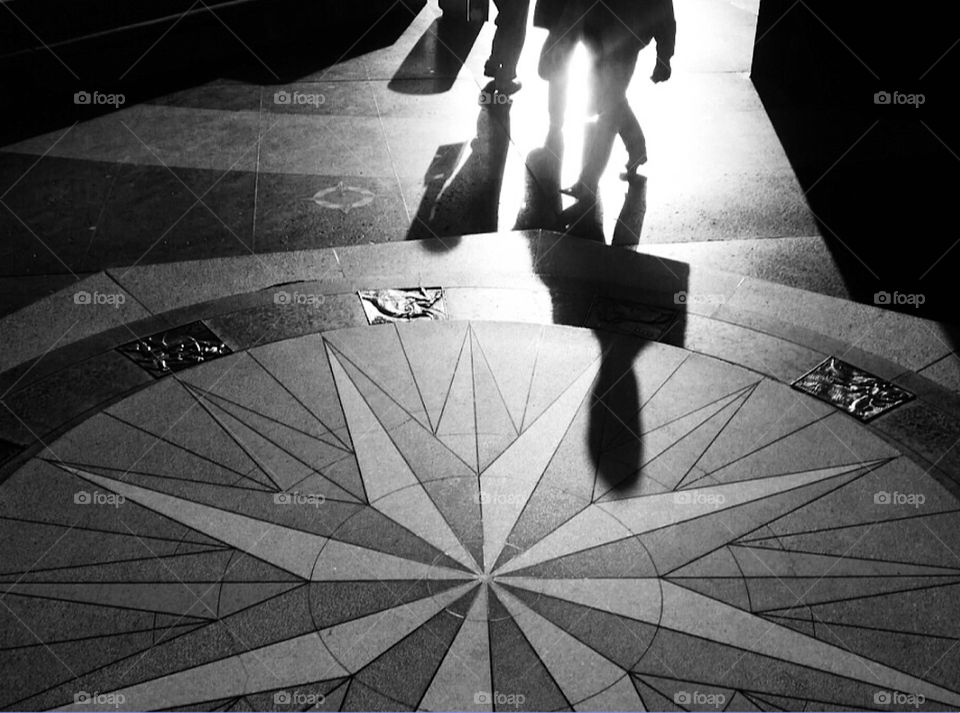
560, 196, 605, 243
589, 333, 643, 496
516, 143, 564, 231
613, 175, 647, 247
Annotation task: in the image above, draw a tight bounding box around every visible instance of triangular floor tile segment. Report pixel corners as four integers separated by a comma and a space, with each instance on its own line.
324, 325, 431, 430
629, 675, 681, 712
683, 378, 836, 481
487, 587, 572, 712
247, 335, 353, 447
0, 593, 212, 651
0, 515, 226, 576
352, 586, 479, 709
663, 575, 753, 612
327, 348, 479, 571
738, 510, 960, 570
520, 324, 605, 433
726, 544, 960, 578
725, 691, 765, 712
178, 349, 351, 452
50, 379, 277, 491
632, 352, 759, 436
395, 320, 471, 434
418, 586, 493, 712
242, 677, 348, 712
496, 390, 596, 565
595, 382, 757, 501
689, 411, 900, 490
176, 349, 359, 496
633, 674, 735, 713
217, 580, 306, 618
181, 383, 361, 502
471, 328, 520, 471
309, 580, 468, 631
496, 585, 628, 706
573, 675, 647, 712
434, 328, 481, 473
748, 456, 957, 537
635, 463, 881, 575
470, 322, 544, 433
104, 370, 277, 489
2, 459, 229, 550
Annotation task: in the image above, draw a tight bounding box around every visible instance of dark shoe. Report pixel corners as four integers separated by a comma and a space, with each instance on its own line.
483, 59, 500, 78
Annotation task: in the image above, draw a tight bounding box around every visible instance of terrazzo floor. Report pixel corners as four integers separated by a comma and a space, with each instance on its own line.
2, 321, 960, 711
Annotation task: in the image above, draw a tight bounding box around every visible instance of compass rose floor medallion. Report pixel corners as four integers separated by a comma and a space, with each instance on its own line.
2, 321, 960, 711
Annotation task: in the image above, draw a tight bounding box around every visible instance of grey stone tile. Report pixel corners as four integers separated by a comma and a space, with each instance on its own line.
0, 349, 151, 445
206, 292, 365, 351
0, 272, 151, 374
683, 313, 827, 382
254, 173, 410, 252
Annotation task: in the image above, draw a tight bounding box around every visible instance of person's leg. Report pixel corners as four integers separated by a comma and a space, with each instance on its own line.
619, 103, 647, 175
568, 36, 619, 196
610, 40, 646, 176
539, 29, 577, 130
575, 34, 644, 192
489, 0, 531, 88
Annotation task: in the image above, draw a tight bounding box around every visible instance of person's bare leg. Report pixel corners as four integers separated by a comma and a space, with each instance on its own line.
619, 103, 647, 177
564, 46, 617, 198
569, 37, 644, 194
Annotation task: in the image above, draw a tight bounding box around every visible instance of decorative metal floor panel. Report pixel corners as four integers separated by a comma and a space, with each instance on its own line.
358, 287, 447, 325
791, 356, 915, 421
118, 321, 232, 378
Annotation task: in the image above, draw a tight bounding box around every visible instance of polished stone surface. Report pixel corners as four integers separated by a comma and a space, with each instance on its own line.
0, 0, 833, 312
2, 321, 959, 711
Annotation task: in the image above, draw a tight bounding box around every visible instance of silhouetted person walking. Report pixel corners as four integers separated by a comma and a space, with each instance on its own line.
565, 0, 675, 199
534, 0, 585, 141
484, 0, 532, 95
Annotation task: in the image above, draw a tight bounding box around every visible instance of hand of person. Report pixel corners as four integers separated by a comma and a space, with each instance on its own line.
652, 57, 672, 83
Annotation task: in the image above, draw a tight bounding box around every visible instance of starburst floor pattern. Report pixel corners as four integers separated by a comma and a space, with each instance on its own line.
1, 322, 960, 712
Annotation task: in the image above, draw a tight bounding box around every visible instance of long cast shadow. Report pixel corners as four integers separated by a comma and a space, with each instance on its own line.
407, 102, 513, 244
518, 139, 688, 494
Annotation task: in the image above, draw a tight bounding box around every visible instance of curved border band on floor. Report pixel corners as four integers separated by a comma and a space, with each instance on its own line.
0, 231, 957, 494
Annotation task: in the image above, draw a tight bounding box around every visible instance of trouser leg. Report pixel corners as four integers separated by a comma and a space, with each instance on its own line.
580, 37, 643, 188
490, 0, 531, 78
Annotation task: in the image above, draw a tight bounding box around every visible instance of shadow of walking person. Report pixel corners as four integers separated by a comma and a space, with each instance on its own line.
518, 154, 689, 495
589, 330, 645, 495
517, 138, 648, 246
407, 102, 513, 246
515, 135, 604, 242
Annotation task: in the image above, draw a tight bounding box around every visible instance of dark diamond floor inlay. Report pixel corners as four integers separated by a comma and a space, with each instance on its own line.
118, 321, 232, 378
791, 356, 915, 421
